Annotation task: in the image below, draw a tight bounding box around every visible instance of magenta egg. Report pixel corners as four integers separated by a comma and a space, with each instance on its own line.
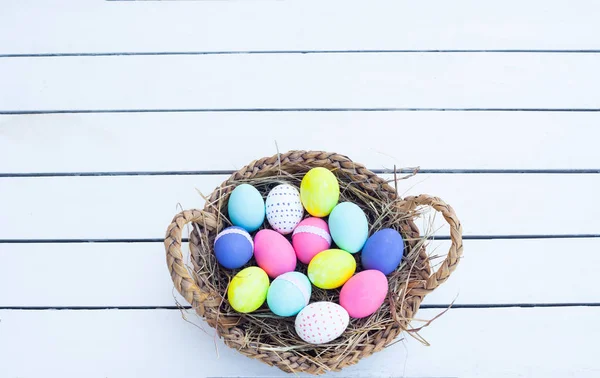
339, 270, 388, 318
292, 217, 332, 264
254, 229, 297, 278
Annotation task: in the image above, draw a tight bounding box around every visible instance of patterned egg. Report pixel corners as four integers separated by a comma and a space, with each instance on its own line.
300, 167, 340, 217
340, 270, 388, 318
295, 302, 349, 344
228, 184, 265, 232
213, 226, 254, 269
361, 228, 405, 275
328, 202, 369, 253
254, 229, 297, 278
265, 184, 304, 235
292, 217, 332, 264
267, 272, 312, 317
227, 266, 270, 313
307, 249, 356, 289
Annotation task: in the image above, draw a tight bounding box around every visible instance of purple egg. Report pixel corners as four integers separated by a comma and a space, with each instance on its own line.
214, 226, 254, 269
361, 228, 404, 275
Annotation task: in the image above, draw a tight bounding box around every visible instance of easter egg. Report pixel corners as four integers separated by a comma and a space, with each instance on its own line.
213, 226, 254, 269
265, 184, 304, 235
254, 229, 297, 278
361, 228, 405, 275
295, 302, 349, 344
228, 184, 265, 232
307, 249, 356, 289
300, 167, 340, 217
292, 217, 332, 264
340, 270, 388, 318
227, 266, 269, 313
267, 272, 311, 316
328, 202, 369, 253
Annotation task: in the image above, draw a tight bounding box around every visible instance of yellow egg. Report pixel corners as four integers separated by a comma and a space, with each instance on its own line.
300, 167, 340, 217
228, 266, 270, 313
308, 249, 356, 289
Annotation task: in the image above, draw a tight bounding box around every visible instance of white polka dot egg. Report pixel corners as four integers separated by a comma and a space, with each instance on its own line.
266, 184, 304, 235
295, 302, 349, 345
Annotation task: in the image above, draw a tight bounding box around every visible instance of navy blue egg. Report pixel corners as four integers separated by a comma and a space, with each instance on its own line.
361, 228, 404, 275
214, 226, 254, 269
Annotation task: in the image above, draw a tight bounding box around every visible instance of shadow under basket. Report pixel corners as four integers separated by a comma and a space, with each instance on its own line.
164, 150, 463, 375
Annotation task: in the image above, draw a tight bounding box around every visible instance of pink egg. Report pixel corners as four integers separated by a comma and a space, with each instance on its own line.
292, 217, 332, 264
254, 229, 297, 278
339, 270, 388, 318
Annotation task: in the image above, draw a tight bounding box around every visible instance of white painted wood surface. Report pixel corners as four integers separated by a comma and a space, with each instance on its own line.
1, 0, 599, 377
1, 308, 598, 377
2, 174, 599, 239
2, 0, 600, 54
3, 53, 600, 111
2, 238, 599, 307
1, 113, 599, 173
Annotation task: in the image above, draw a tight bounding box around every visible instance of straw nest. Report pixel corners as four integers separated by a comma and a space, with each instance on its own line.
165, 150, 463, 374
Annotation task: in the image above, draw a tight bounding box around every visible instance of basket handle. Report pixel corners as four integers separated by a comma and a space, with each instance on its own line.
164, 209, 212, 310
400, 194, 463, 291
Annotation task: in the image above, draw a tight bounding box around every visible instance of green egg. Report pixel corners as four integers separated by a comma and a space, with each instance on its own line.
228, 266, 270, 313
307, 249, 356, 289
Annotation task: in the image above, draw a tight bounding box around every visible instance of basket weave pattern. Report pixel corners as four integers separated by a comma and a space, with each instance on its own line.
164, 151, 463, 374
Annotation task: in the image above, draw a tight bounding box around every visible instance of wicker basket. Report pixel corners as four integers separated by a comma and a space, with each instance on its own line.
164, 150, 463, 374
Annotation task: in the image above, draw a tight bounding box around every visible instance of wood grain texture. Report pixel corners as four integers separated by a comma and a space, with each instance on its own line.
2, 0, 600, 54
0, 308, 597, 377
1, 174, 598, 239
1, 239, 598, 307
1, 112, 599, 173
2, 53, 600, 111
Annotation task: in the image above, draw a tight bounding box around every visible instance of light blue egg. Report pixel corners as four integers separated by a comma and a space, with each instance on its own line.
328, 202, 369, 253
228, 184, 265, 232
267, 272, 311, 317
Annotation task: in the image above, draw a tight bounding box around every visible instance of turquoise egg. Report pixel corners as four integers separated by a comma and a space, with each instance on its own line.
228, 184, 265, 232
328, 202, 369, 253
267, 272, 311, 317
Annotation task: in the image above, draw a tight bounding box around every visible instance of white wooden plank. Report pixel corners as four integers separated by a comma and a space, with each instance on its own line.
2, 1, 600, 54
1, 174, 598, 239
3, 53, 600, 111
2, 239, 598, 307
1, 112, 599, 173
0, 242, 186, 307
0, 307, 597, 377
423, 238, 600, 306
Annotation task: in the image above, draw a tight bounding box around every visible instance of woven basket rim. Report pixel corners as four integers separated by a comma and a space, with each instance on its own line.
164, 150, 463, 374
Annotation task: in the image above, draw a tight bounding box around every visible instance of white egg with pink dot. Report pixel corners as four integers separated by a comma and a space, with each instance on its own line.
265, 184, 304, 235
295, 302, 349, 345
